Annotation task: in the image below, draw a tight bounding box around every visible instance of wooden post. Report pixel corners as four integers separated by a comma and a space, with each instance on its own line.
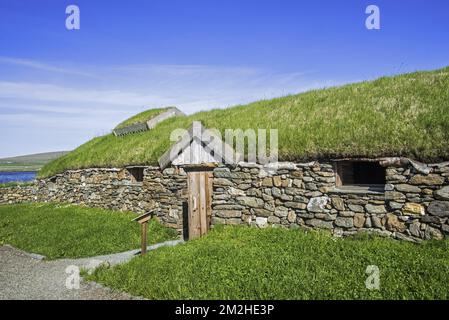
141, 221, 148, 255
132, 211, 153, 256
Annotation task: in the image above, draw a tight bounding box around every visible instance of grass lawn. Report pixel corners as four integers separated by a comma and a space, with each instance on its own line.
0, 203, 177, 260
114, 107, 170, 129
0, 151, 68, 173
40, 66, 449, 178
87, 225, 449, 299
0, 182, 35, 188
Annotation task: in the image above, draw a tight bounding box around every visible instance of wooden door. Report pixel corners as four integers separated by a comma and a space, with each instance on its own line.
187, 170, 213, 239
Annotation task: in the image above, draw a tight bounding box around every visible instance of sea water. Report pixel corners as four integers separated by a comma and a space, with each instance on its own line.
0, 171, 36, 184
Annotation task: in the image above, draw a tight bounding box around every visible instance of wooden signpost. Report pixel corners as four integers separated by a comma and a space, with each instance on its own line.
132, 211, 154, 255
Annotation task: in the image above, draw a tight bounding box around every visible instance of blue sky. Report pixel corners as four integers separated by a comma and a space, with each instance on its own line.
0, 0, 448, 158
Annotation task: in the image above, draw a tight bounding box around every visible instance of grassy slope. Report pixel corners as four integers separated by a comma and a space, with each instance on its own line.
114, 107, 170, 129
0, 182, 34, 188
0, 151, 68, 172
87, 225, 449, 299
0, 203, 177, 259
40, 67, 449, 178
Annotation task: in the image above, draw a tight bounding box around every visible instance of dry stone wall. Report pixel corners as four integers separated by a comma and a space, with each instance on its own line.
0, 167, 187, 232
1, 160, 449, 241
211, 161, 449, 242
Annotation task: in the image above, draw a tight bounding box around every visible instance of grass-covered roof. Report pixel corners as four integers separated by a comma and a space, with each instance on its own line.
114, 107, 171, 129
39, 66, 449, 178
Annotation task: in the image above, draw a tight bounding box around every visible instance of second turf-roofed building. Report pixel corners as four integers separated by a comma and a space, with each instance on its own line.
2, 67, 449, 241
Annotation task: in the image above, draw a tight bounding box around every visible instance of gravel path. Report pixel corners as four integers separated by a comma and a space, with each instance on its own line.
0, 240, 184, 300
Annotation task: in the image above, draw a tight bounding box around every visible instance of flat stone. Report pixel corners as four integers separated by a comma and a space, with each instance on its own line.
226, 218, 242, 225
274, 206, 289, 217
389, 201, 404, 210
211, 217, 225, 224
280, 194, 293, 201
236, 184, 251, 190
339, 211, 355, 217
284, 202, 307, 210
384, 213, 406, 232
214, 178, 233, 186
427, 201, 449, 217
267, 215, 281, 224
307, 196, 330, 213
287, 211, 297, 223
335, 217, 353, 228
409, 222, 421, 237
272, 176, 282, 187
271, 187, 282, 198
246, 189, 262, 198
305, 218, 333, 229
364, 216, 372, 228
214, 171, 231, 178
215, 210, 242, 218
285, 187, 303, 196
365, 204, 387, 214
306, 183, 318, 191
228, 187, 245, 196
402, 203, 425, 215
261, 177, 273, 187
395, 184, 421, 193
395, 232, 420, 243
230, 172, 251, 179
434, 186, 449, 201
253, 208, 272, 217
348, 204, 364, 213
292, 179, 302, 187
385, 191, 406, 200
213, 204, 245, 210
420, 215, 440, 224
424, 226, 443, 240
371, 216, 383, 229
255, 217, 268, 228
441, 224, 449, 234
353, 213, 365, 228
409, 174, 445, 186
293, 195, 308, 203
331, 197, 345, 211
387, 174, 407, 182
237, 196, 264, 208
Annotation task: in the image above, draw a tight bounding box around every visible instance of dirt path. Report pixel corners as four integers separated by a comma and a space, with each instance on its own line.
0, 240, 183, 300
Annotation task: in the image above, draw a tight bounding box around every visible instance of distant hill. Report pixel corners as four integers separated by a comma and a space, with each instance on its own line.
40, 66, 449, 178
0, 151, 69, 172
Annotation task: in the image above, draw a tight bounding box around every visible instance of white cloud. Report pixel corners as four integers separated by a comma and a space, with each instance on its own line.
0, 56, 97, 78
0, 57, 342, 157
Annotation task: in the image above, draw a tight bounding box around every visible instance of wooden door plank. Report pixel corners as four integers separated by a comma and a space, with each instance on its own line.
205, 172, 213, 229
188, 172, 200, 239
193, 172, 201, 239
199, 172, 208, 236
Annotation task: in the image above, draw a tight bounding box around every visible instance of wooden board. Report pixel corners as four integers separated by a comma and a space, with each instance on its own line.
187, 171, 213, 240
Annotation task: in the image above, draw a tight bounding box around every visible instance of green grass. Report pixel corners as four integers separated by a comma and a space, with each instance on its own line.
86, 225, 449, 300
0, 164, 42, 172
40, 66, 449, 178
0, 181, 35, 188
0, 203, 177, 259
114, 107, 171, 129
0, 151, 68, 172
